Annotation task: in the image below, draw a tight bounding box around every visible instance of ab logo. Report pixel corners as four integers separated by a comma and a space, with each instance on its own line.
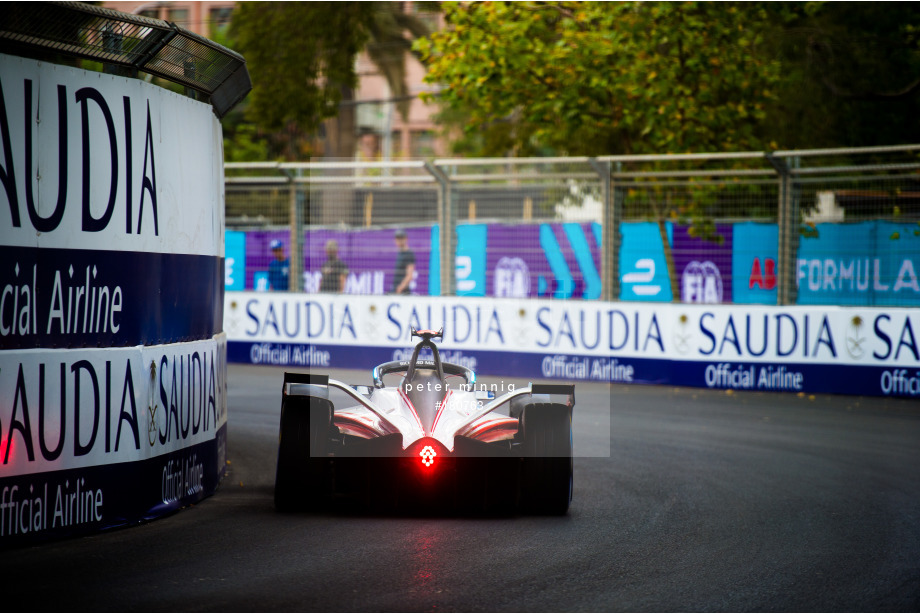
750, 258, 777, 290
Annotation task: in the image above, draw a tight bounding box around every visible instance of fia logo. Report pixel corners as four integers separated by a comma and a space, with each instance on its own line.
494, 257, 530, 298
681, 261, 723, 304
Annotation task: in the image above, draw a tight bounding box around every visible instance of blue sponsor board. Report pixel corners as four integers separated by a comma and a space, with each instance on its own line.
0, 246, 223, 350
619, 222, 673, 302
230, 219, 918, 307
796, 222, 920, 307
227, 339, 919, 399
224, 231, 247, 291
0, 424, 226, 547
732, 222, 778, 305
429, 224, 488, 296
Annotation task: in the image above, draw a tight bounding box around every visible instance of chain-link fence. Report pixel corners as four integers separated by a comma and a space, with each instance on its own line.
224, 145, 920, 307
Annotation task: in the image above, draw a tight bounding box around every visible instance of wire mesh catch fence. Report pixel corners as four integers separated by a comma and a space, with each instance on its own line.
224, 146, 920, 307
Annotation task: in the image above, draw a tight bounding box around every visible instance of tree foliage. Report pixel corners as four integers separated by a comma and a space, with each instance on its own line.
230, 2, 431, 159
416, 2, 782, 156
765, 2, 920, 149
416, 2, 785, 299
231, 2, 372, 133
417, 2, 920, 156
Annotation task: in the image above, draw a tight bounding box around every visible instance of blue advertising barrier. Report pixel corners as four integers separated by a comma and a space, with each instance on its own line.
796, 222, 920, 306
224, 292, 920, 399
732, 222, 778, 305
1, 53, 228, 546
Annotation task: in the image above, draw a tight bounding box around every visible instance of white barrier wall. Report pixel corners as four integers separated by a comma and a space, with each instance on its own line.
0, 54, 227, 546
225, 292, 919, 398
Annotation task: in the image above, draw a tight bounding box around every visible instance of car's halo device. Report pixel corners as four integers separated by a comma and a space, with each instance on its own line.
274, 327, 575, 514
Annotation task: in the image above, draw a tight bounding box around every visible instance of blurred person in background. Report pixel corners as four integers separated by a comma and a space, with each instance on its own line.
392, 229, 416, 295
268, 239, 289, 291
320, 240, 349, 292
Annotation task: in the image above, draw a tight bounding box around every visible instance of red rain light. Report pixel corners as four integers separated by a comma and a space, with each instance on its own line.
419, 445, 437, 468
409, 438, 448, 477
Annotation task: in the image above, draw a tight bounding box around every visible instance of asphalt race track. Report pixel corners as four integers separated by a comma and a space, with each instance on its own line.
4, 363, 920, 612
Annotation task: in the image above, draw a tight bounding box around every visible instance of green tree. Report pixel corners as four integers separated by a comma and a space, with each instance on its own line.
417, 2, 781, 157
231, 2, 370, 135
765, 3, 920, 149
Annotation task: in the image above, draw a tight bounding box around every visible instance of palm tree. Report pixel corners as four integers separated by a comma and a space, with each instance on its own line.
324, 3, 433, 160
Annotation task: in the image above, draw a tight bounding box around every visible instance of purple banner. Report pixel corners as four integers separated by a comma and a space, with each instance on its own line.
244, 223, 603, 299
244, 228, 432, 295
487, 225, 549, 298
672, 224, 734, 304
485, 223, 602, 299
305, 226, 432, 295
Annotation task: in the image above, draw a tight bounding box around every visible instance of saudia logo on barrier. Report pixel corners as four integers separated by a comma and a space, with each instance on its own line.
0, 262, 124, 341
228, 293, 919, 363
146, 347, 227, 449
0, 340, 226, 539
0, 340, 227, 476
225, 293, 919, 396
227, 296, 508, 346
0, 74, 159, 238
1, 54, 221, 259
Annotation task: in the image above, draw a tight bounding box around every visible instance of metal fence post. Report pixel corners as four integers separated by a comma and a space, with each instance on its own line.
611, 166, 625, 302
425, 161, 453, 296
281, 168, 302, 292
786, 158, 801, 306
767, 154, 799, 306
590, 158, 619, 301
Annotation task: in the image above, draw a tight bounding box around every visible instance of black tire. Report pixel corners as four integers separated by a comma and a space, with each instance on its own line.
274, 396, 333, 512
520, 403, 573, 515
509, 394, 550, 420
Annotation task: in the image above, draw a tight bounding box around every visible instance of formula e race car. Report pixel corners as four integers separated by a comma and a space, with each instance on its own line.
274, 328, 574, 515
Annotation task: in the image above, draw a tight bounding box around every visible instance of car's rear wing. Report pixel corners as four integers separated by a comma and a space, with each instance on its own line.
283, 371, 328, 387
531, 383, 576, 407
